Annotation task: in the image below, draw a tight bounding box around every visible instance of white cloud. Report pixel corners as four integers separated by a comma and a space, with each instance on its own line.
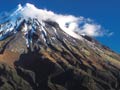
77, 23, 103, 37
13, 3, 111, 39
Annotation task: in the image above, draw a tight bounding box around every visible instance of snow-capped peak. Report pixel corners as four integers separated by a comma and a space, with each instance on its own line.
5, 3, 82, 39
0, 3, 104, 42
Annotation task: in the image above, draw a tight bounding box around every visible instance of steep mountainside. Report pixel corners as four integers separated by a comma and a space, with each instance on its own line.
0, 3, 120, 90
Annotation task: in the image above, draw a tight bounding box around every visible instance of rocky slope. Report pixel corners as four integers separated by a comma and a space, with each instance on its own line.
0, 3, 120, 90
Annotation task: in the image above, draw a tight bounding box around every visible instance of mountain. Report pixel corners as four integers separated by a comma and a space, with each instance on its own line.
0, 3, 120, 90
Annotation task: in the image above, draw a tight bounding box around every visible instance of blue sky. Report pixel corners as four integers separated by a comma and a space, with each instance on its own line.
0, 0, 120, 53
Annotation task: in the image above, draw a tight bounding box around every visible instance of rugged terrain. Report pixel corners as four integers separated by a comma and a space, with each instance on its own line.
0, 3, 120, 90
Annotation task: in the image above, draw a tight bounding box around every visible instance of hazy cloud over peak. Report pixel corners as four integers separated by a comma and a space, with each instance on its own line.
13, 3, 112, 39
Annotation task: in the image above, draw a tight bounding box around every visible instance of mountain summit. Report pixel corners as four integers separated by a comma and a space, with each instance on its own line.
0, 3, 120, 90
0, 3, 82, 41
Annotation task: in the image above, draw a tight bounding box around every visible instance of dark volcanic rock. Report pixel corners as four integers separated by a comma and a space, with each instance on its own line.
0, 63, 32, 90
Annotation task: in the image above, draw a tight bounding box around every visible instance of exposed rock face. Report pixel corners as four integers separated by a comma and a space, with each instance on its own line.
0, 4, 120, 90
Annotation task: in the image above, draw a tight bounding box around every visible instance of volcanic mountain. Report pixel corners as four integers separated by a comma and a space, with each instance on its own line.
0, 3, 120, 90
